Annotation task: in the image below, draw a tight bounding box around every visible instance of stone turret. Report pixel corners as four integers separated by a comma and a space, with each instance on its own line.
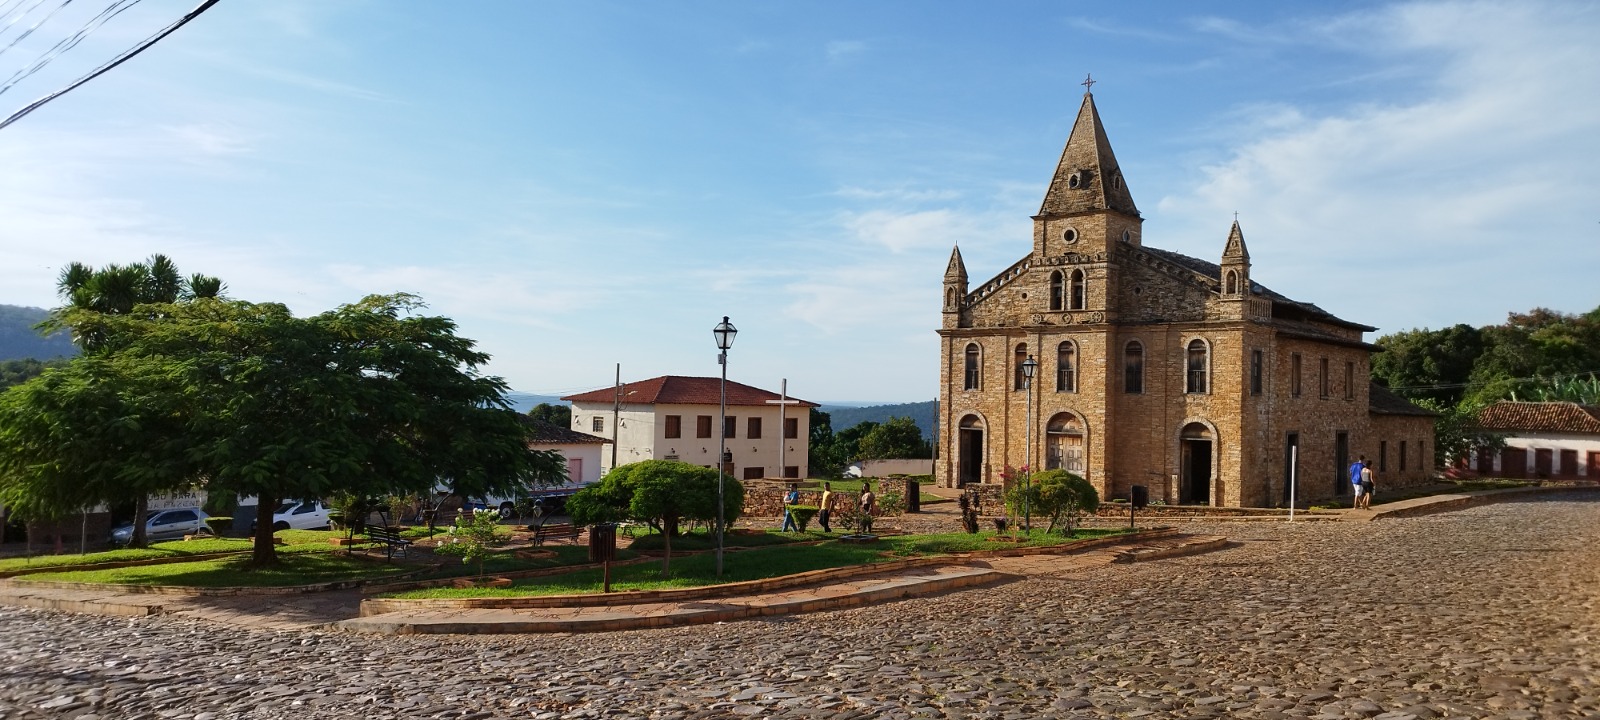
943, 245, 968, 328
1032, 88, 1143, 260
1220, 220, 1250, 298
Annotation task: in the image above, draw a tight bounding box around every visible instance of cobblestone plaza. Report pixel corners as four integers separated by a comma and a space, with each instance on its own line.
0, 495, 1595, 719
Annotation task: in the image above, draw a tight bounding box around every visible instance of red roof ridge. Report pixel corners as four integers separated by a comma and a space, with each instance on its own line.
561, 375, 818, 408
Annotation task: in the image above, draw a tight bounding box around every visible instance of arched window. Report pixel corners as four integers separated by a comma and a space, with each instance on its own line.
1124, 340, 1144, 394
1013, 343, 1029, 390
945, 287, 955, 309
1069, 269, 1086, 310
1049, 271, 1064, 311
1224, 270, 1238, 295
1187, 339, 1209, 393
1056, 341, 1076, 393
963, 343, 981, 390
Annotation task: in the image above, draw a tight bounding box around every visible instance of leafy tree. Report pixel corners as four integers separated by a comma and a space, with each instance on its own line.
36, 255, 224, 547
0, 358, 67, 391
1466, 306, 1600, 406
1371, 325, 1484, 406
1416, 399, 1506, 468
808, 409, 847, 479
1003, 469, 1099, 536
527, 402, 571, 428
857, 416, 933, 459
2, 293, 565, 566
567, 460, 741, 576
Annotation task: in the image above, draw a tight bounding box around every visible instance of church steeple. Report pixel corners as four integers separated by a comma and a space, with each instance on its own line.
1220, 219, 1251, 297
943, 245, 968, 321
1038, 87, 1140, 219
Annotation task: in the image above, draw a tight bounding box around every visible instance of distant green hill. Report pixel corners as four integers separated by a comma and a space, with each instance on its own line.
0, 304, 75, 361
819, 400, 938, 440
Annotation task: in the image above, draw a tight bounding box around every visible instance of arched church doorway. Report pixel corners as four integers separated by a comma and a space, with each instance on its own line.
958, 415, 985, 486
1045, 413, 1085, 475
1179, 422, 1214, 505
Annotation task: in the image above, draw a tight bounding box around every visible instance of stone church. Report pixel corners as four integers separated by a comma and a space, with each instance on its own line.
935, 89, 1435, 507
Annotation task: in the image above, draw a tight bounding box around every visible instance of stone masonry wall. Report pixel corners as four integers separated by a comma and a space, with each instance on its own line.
741, 478, 910, 518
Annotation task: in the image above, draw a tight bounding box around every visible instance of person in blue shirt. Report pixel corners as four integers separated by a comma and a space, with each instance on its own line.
1349, 455, 1367, 507
780, 484, 801, 532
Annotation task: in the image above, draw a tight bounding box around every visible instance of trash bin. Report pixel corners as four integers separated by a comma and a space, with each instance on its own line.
1130, 485, 1149, 509
905, 479, 920, 513
587, 523, 616, 563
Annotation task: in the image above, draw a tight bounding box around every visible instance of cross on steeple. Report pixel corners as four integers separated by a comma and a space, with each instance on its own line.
1081, 73, 1095, 93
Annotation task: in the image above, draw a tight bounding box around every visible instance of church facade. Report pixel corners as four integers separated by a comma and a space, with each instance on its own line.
935, 90, 1435, 507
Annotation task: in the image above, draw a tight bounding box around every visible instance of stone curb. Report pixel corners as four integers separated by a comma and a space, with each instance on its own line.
340, 568, 1016, 635
1110, 536, 1232, 563
358, 528, 1180, 616
1350, 484, 1600, 521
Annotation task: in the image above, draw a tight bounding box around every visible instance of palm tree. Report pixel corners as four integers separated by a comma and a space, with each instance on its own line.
51, 254, 225, 547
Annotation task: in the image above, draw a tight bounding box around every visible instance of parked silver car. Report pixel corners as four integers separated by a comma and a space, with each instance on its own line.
110, 508, 210, 545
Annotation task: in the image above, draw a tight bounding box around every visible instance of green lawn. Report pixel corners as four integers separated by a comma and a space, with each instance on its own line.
16, 551, 413, 587
386, 528, 1130, 599
0, 530, 349, 573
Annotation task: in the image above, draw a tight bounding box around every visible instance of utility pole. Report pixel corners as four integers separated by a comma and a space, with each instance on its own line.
611, 364, 621, 472
766, 379, 802, 479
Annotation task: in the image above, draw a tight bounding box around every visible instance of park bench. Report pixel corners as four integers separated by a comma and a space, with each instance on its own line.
362, 526, 412, 559
533, 522, 582, 545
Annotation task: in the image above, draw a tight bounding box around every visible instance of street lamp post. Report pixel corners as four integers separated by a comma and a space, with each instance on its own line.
1021, 354, 1037, 534
712, 316, 738, 578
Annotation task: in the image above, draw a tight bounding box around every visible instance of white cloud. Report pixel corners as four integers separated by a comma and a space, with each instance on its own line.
1154, 1, 1600, 330
825, 40, 865, 63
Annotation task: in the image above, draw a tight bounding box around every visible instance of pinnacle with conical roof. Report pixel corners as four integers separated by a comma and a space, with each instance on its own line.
944, 244, 968, 282
1223, 219, 1250, 261
1038, 90, 1139, 217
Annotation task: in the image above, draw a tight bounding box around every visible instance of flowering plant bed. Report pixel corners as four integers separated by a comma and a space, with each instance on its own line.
837, 534, 879, 544
513, 548, 557, 560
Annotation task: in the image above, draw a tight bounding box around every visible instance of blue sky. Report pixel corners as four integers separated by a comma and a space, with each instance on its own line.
1, 1, 1596, 404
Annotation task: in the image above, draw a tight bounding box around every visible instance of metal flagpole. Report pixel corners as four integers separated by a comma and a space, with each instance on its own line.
1289, 445, 1298, 522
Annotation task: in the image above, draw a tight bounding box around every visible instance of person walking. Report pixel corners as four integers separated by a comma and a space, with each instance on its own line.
780, 484, 801, 532
817, 482, 834, 533
1359, 460, 1376, 509
1349, 454, 1367, 508
859, 481, 877, 535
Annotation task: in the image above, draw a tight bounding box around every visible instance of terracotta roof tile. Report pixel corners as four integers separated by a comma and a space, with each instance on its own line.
1475, 401, 1600, 434
561, 376, 818, 409
518, 417, 608, 445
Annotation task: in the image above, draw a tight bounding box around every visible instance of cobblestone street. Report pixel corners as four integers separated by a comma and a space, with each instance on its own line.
0, 494, 1595, 720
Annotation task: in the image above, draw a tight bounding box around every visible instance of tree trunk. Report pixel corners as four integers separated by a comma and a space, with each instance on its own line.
251, 494, 279, 566
662, 521, 671, 577
130, 495, 149, 548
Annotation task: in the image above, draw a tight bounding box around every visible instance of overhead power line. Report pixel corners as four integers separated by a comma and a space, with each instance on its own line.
1384, 368, 1600, 393
0, 0, 146, 97
0, 0, 219, 132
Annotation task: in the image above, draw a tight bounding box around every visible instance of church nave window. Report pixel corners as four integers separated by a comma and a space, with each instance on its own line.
1056, 341, 1077, 393
1186, 339, 1209, 394
963, 343, 981, 391
1014, 343, 1029, 391
1124, 341, 1144, 394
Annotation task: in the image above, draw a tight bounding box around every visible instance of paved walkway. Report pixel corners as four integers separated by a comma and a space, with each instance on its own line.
338, 532, 1227, 635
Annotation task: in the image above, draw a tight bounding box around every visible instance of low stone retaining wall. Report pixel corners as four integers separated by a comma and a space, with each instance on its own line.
1365, 483, 1599, 520
357, 527, 1180, 617
743, 478, 912, 517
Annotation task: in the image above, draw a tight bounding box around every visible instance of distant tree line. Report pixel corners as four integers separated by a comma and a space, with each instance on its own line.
1371, 304, 1600, 465
808, 411, 932, 479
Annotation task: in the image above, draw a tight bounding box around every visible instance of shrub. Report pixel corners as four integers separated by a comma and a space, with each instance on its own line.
433, 509, 507, 578
878, 490, 906, 517
788, 505, 818, 532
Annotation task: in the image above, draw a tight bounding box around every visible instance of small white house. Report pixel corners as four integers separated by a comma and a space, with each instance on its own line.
564, 375, 816, 479
1472, 401, 1600, 479
524, 418, 608, 487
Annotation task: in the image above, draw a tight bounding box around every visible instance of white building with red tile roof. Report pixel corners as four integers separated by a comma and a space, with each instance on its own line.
1472, 401, 1600, 479
562, 376, 818, 479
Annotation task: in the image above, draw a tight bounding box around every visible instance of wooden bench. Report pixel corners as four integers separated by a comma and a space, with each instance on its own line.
532, 523, 581, 545
362, 527, 413, 559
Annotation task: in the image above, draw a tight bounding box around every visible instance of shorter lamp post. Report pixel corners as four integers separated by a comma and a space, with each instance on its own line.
1021, 354, 1037, 534
712, 316, 737, 578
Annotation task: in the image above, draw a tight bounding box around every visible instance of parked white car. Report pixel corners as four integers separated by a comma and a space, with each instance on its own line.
249, 499, 332, 531
110, 508, 209, 545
